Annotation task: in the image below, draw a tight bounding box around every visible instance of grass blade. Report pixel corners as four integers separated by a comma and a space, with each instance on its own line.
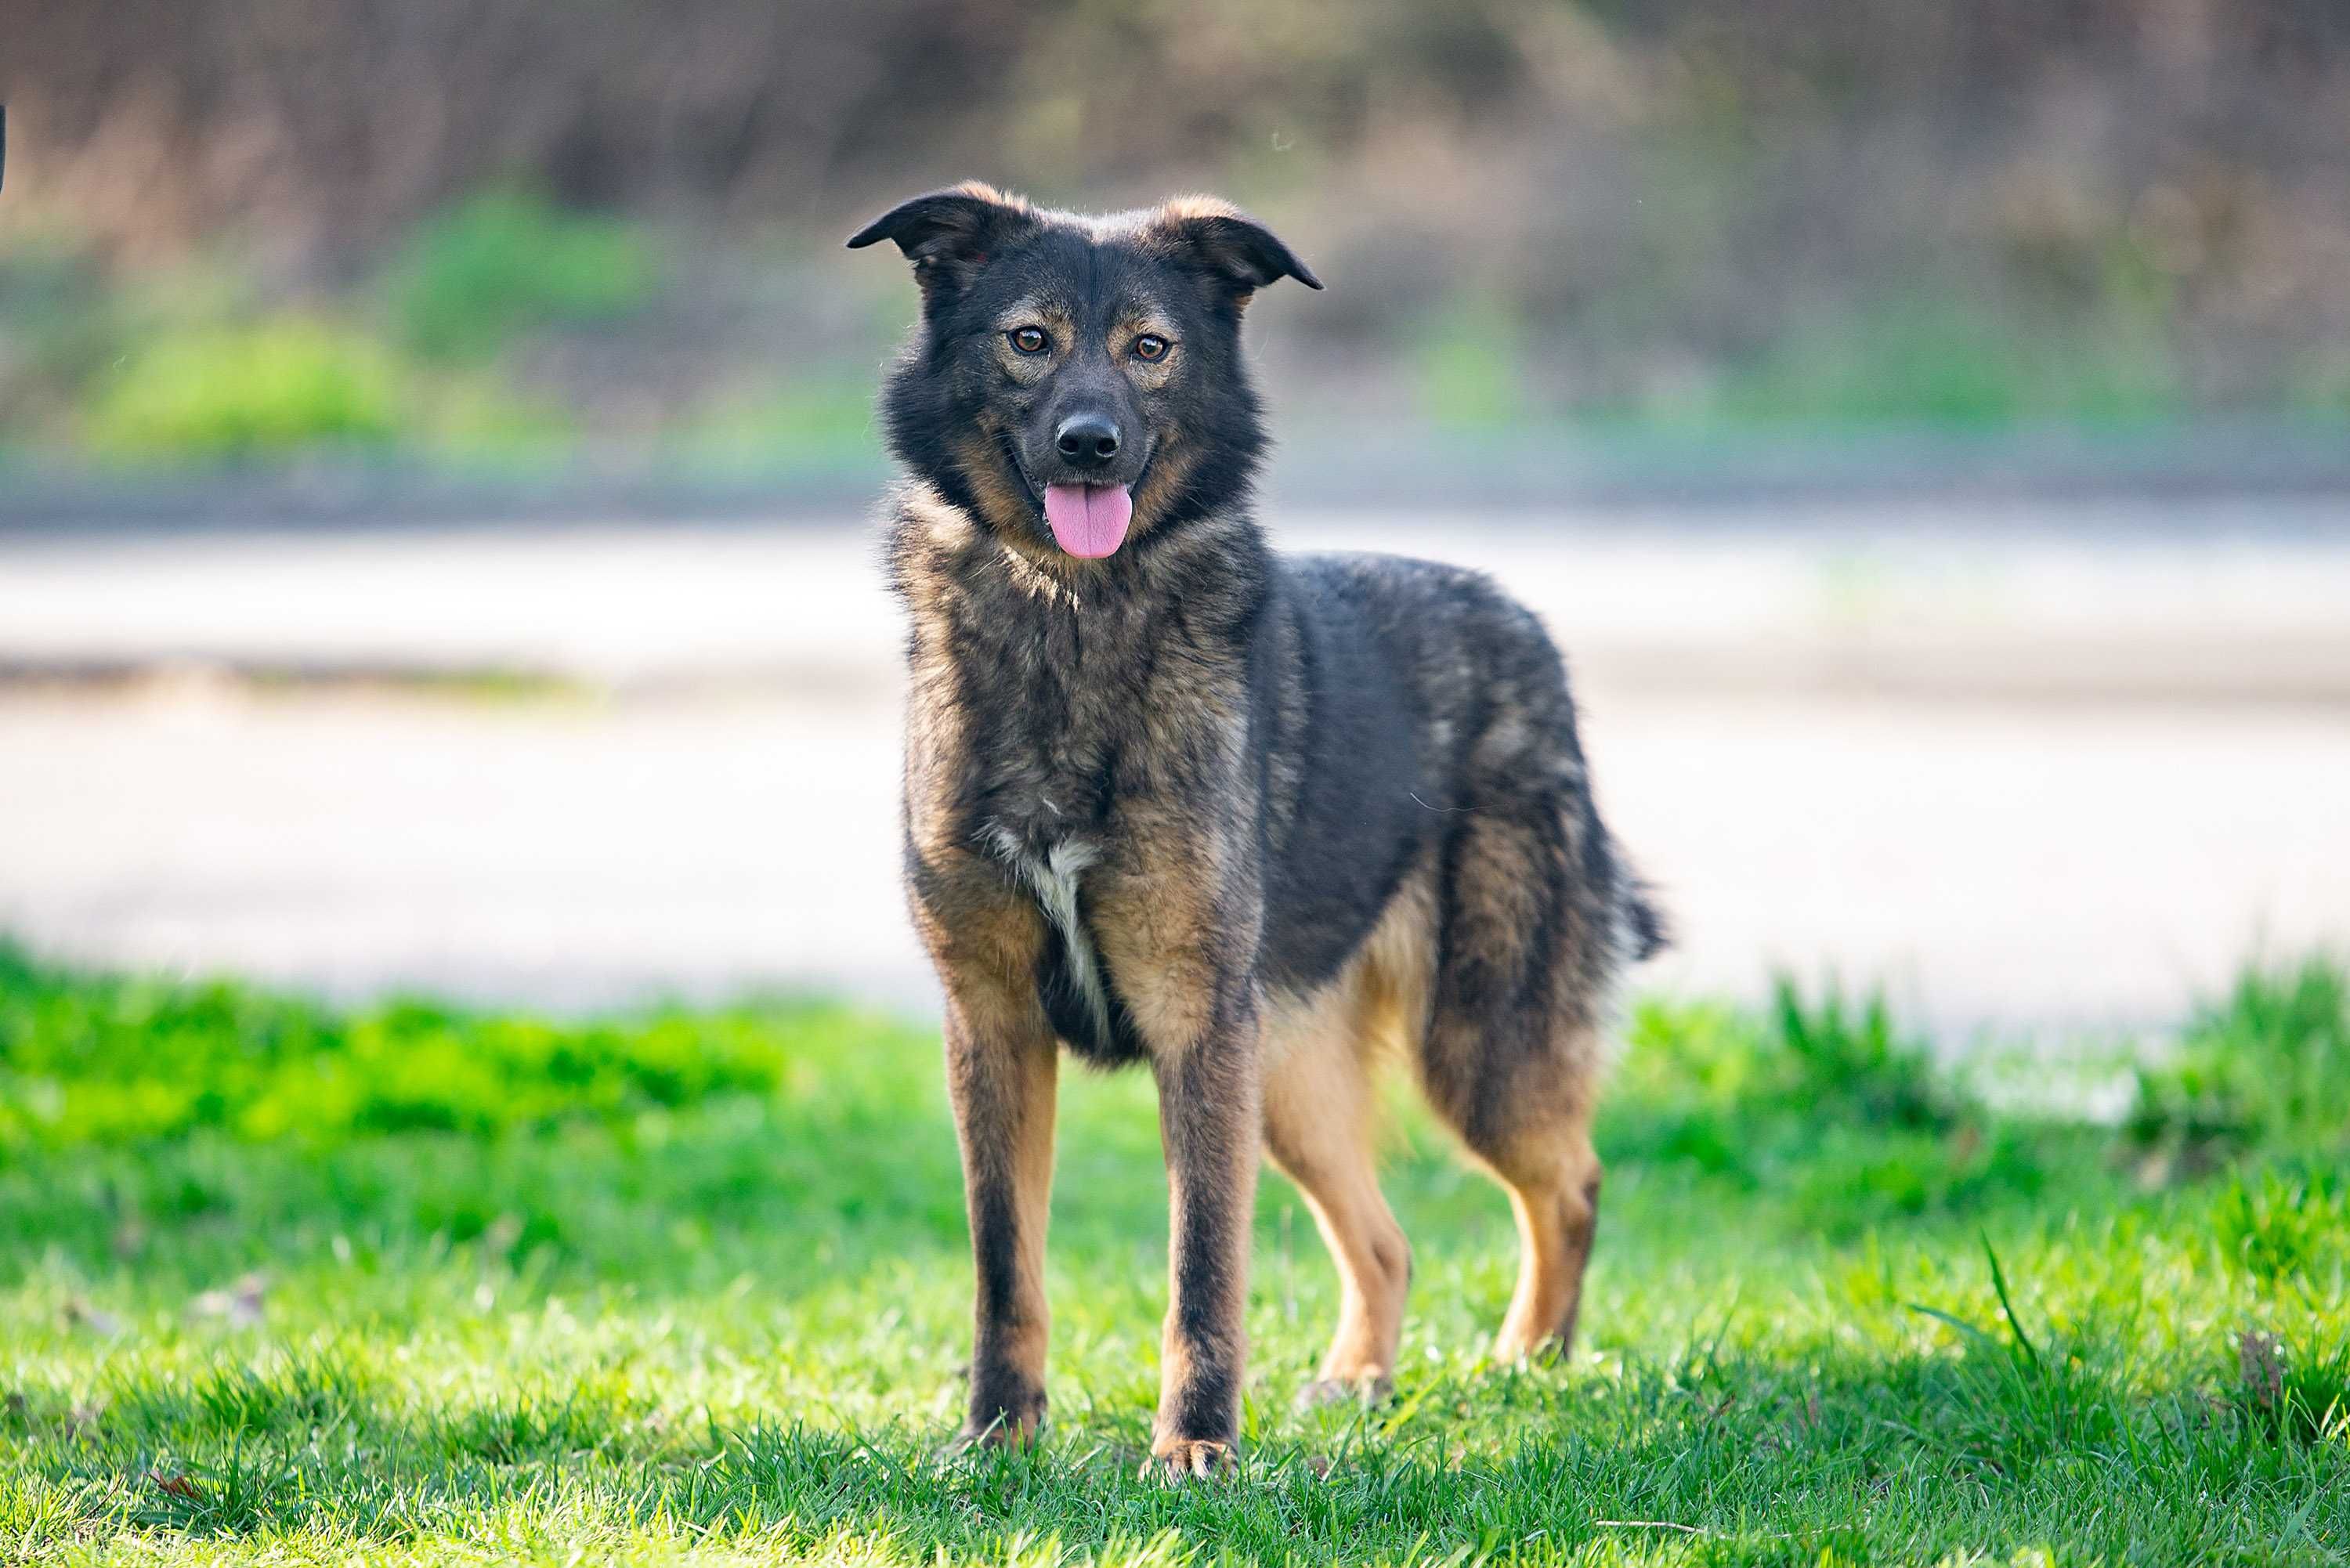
1981, 1233, 2042, 1369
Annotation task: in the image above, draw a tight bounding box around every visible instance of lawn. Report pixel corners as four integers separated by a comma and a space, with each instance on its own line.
2, 943, 2344, 1566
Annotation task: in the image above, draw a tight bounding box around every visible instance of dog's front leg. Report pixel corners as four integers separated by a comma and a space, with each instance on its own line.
1146, 1007, 1262, 1476
942, 987, 1059, 1449
910, 857, 1061, 1451
1090, 804, 1267, 1476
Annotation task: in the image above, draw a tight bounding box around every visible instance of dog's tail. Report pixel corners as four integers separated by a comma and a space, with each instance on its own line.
1617, 861, 1671, 964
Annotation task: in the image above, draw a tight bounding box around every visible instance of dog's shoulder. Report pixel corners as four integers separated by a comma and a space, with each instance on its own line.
1280, 547, 1517, 624
1273, 547, 1559, 685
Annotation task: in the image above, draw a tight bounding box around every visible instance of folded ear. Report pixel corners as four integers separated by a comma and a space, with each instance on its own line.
846, 181, 1036, 302
1155, 197, 1322, 304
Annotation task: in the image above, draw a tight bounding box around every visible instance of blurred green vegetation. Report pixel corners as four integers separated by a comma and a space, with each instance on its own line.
2, 177, 2344, 471
84, 319, 409, 461
1689, 298, 2183, 431
671, 376, 884, 472
1412, 295, 1528, 432
1, 943, 2345, 1560
0, 218, 590, 465
2123, 955, 2350, 1180
385, 192, 660, 363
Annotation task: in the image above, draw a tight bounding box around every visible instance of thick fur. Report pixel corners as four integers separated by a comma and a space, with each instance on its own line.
851, 182, 1663, 1475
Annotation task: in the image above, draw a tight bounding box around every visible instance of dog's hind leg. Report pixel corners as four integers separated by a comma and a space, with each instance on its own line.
1425, 1034, 1604, 1363
1477, 1092, 1603, 1360
1262, 989, 1411, 1404
1416, 803, 1613, 1364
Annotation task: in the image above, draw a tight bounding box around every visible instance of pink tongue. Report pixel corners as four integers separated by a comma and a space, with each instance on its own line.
1042, 483, 1133, 558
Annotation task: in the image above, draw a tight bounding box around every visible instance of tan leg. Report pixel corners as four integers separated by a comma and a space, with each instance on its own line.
942, 988, 1061, 1447
1088, 815, 1264, 1477
1147, 1031, 1260, 1475
1261, 992, 1412, 1402
1399, 739, 1632, 1363
908, 853, 1061, 1450
1484, 1111, 1602, 1362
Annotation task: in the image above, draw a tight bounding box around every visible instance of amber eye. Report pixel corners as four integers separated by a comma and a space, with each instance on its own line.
1133, 333, 1170, 362
1008, 327, 1049, 355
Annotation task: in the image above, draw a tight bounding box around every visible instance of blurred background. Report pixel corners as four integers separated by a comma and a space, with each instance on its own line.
2, 0, 2346, 1046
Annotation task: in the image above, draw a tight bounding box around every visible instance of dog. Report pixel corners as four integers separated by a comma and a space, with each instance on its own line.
849, 182, 1664, 1478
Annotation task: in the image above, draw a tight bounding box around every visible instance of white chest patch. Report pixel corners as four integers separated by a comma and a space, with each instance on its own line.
983, 826, 1109, 1038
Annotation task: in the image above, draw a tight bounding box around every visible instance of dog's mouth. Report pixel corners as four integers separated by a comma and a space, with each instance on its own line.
1039, 483, 1131, 558
999, 435, 1152, 560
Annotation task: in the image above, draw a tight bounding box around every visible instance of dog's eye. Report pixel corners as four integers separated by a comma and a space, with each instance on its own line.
1133, 333, 1170, 362
1008, 327, 1050, 355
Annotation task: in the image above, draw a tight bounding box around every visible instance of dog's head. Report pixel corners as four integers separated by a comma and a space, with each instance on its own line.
849, 182, 1319, 561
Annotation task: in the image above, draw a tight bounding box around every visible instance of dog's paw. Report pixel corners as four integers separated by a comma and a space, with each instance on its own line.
1141, 1436, 1238, 1481
1488, 1328, 1572, 1368
943, 1397, 1045, 1457
1294, 1374, 1394, 1411
942, 1421, 1032, 1458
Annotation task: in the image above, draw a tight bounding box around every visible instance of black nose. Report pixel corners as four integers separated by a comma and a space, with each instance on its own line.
1054, 414, 1121, 466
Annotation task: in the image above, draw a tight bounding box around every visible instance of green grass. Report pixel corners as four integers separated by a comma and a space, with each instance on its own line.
2, 944, 2344, 1566
2122, 956, 2350, 1180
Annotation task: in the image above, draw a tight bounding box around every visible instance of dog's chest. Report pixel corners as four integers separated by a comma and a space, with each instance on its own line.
983, 823, 1145, 1065
983, 826, 1101, 954
932, 638, 1191, 844
970, 734, 1115, 841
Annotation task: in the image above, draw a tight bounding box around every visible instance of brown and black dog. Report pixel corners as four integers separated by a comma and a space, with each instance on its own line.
849, 182, 1664, 1477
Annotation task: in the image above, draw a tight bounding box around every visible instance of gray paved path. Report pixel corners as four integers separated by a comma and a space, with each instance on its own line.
3, 500, 2345, 1042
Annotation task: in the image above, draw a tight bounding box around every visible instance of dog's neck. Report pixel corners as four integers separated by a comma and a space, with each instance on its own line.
887, 481, 1277, 843
885, 482, 1271, 624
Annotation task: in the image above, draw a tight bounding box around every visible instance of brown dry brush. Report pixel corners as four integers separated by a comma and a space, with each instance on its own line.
3, 0, 2348, 401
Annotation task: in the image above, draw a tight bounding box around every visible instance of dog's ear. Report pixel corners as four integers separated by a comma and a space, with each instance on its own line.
847, 182, 1036, 302
1155, 197, 1322, 305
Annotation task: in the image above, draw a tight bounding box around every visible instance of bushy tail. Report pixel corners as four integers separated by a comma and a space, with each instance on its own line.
1622, 876, 1670, 963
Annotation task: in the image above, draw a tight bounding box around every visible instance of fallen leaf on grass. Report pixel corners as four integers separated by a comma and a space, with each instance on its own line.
150, 1472, 203, 1501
